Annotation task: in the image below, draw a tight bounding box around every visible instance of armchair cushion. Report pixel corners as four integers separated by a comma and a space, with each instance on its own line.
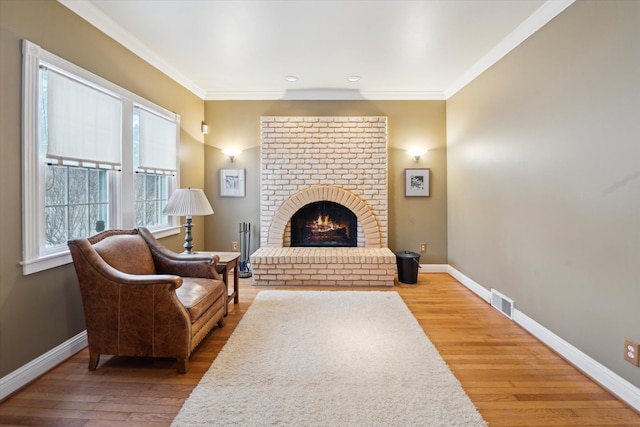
178, 277, 226, 322
92, 232, 156, 275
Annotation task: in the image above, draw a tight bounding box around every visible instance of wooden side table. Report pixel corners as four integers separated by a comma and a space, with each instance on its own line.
201, 252, 240, 316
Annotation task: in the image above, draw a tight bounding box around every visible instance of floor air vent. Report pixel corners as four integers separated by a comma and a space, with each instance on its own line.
490, 289, 515, 319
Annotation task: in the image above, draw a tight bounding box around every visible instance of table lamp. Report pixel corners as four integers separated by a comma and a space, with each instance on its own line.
162, 187, 214, 254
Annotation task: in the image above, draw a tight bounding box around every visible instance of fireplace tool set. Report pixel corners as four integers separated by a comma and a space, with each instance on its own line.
238, 222, 252, 278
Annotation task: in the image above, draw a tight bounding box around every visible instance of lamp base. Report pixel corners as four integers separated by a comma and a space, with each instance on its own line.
182, 217, 195, 254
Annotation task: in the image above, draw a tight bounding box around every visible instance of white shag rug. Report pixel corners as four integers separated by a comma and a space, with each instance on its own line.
172, 291, 487, 427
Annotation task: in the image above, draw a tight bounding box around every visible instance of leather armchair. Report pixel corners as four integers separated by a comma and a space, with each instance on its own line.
68, 227, 226, 373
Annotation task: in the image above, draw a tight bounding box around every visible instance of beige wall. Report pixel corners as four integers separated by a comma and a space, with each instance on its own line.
5, 0, 635, 394
0, 0, 205, 376
203, 100, 447, 262
447, 1, 640, 386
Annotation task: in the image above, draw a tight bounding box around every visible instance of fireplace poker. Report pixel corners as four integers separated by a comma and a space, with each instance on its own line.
239, 222, 252, 278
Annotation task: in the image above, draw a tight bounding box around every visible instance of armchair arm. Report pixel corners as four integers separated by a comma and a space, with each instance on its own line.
138, 227, 221, 280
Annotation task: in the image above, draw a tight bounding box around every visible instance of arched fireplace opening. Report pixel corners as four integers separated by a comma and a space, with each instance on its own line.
290, 201, 357, 247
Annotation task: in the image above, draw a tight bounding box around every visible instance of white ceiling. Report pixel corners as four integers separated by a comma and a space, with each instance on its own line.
59, 0, 574, 100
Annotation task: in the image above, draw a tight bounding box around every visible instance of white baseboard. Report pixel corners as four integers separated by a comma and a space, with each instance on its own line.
446, 265, 640, 412
514, 310, 640, 412
0, 331, 87, 401
419, 263, 449, 273
446, 265, 491, 302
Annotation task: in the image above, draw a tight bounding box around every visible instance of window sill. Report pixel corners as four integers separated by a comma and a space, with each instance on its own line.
21, 226, 181, 275
149, 225, 181, 239
21, 251, 73, 275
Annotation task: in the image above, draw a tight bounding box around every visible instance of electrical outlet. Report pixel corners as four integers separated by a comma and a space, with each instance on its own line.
231, 241, 239, 251
420, 242, 427, 253
624, 338, 639, 367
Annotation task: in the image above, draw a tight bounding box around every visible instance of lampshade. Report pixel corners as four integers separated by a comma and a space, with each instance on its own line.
163, 188, 213, 217
408, 148, 428, 162
222, 148, 242, 163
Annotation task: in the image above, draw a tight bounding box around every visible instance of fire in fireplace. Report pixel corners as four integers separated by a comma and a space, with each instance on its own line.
290, 201, 357, 247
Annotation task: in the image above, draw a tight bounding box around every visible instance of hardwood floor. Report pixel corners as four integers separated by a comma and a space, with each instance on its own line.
1, 273, 638, 426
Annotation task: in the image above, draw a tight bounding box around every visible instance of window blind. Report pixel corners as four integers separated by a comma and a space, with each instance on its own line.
137, 107, 177, 173
45, 69, 122, 168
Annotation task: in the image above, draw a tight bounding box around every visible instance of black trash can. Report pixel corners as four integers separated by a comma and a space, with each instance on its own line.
396, 251, 421, 284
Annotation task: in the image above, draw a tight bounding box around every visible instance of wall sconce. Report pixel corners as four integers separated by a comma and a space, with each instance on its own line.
201, 122, 209, 134
222, 148, 242, 163
408, 148, 427, 162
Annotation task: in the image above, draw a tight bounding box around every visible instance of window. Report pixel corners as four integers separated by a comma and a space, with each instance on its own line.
133, 106, 176, 228
45, 165, 109, 246
21, 40, 180, 275
135, 172, 169, 227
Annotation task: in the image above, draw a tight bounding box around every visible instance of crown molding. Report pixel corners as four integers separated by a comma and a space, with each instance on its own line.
362, 91, 446, 101
205, 89, 446, 101
57, 0, 206, 99
444, 0, 575, 99
205, 91, 287, 101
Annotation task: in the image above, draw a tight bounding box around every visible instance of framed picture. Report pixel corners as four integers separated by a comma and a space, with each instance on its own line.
219, 168, 245, 197
405, 168, 430, 197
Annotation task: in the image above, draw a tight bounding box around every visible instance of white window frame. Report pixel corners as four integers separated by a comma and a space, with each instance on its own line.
21, 40, 180, 275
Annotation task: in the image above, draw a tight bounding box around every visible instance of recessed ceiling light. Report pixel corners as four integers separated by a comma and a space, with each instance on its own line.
285, 76, 298, 82
347, 75, 360, 82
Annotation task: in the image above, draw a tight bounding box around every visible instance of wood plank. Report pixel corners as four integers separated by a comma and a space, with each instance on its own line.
0, 272, 638, 426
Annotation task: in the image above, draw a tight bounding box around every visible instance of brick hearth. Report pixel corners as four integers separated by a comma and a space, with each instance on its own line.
251, 247, 395, 287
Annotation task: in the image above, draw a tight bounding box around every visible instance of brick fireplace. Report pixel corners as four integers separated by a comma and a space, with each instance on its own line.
251, 116, 396, 286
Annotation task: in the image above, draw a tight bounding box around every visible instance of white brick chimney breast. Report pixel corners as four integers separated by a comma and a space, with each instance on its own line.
252, 116, 396, 286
